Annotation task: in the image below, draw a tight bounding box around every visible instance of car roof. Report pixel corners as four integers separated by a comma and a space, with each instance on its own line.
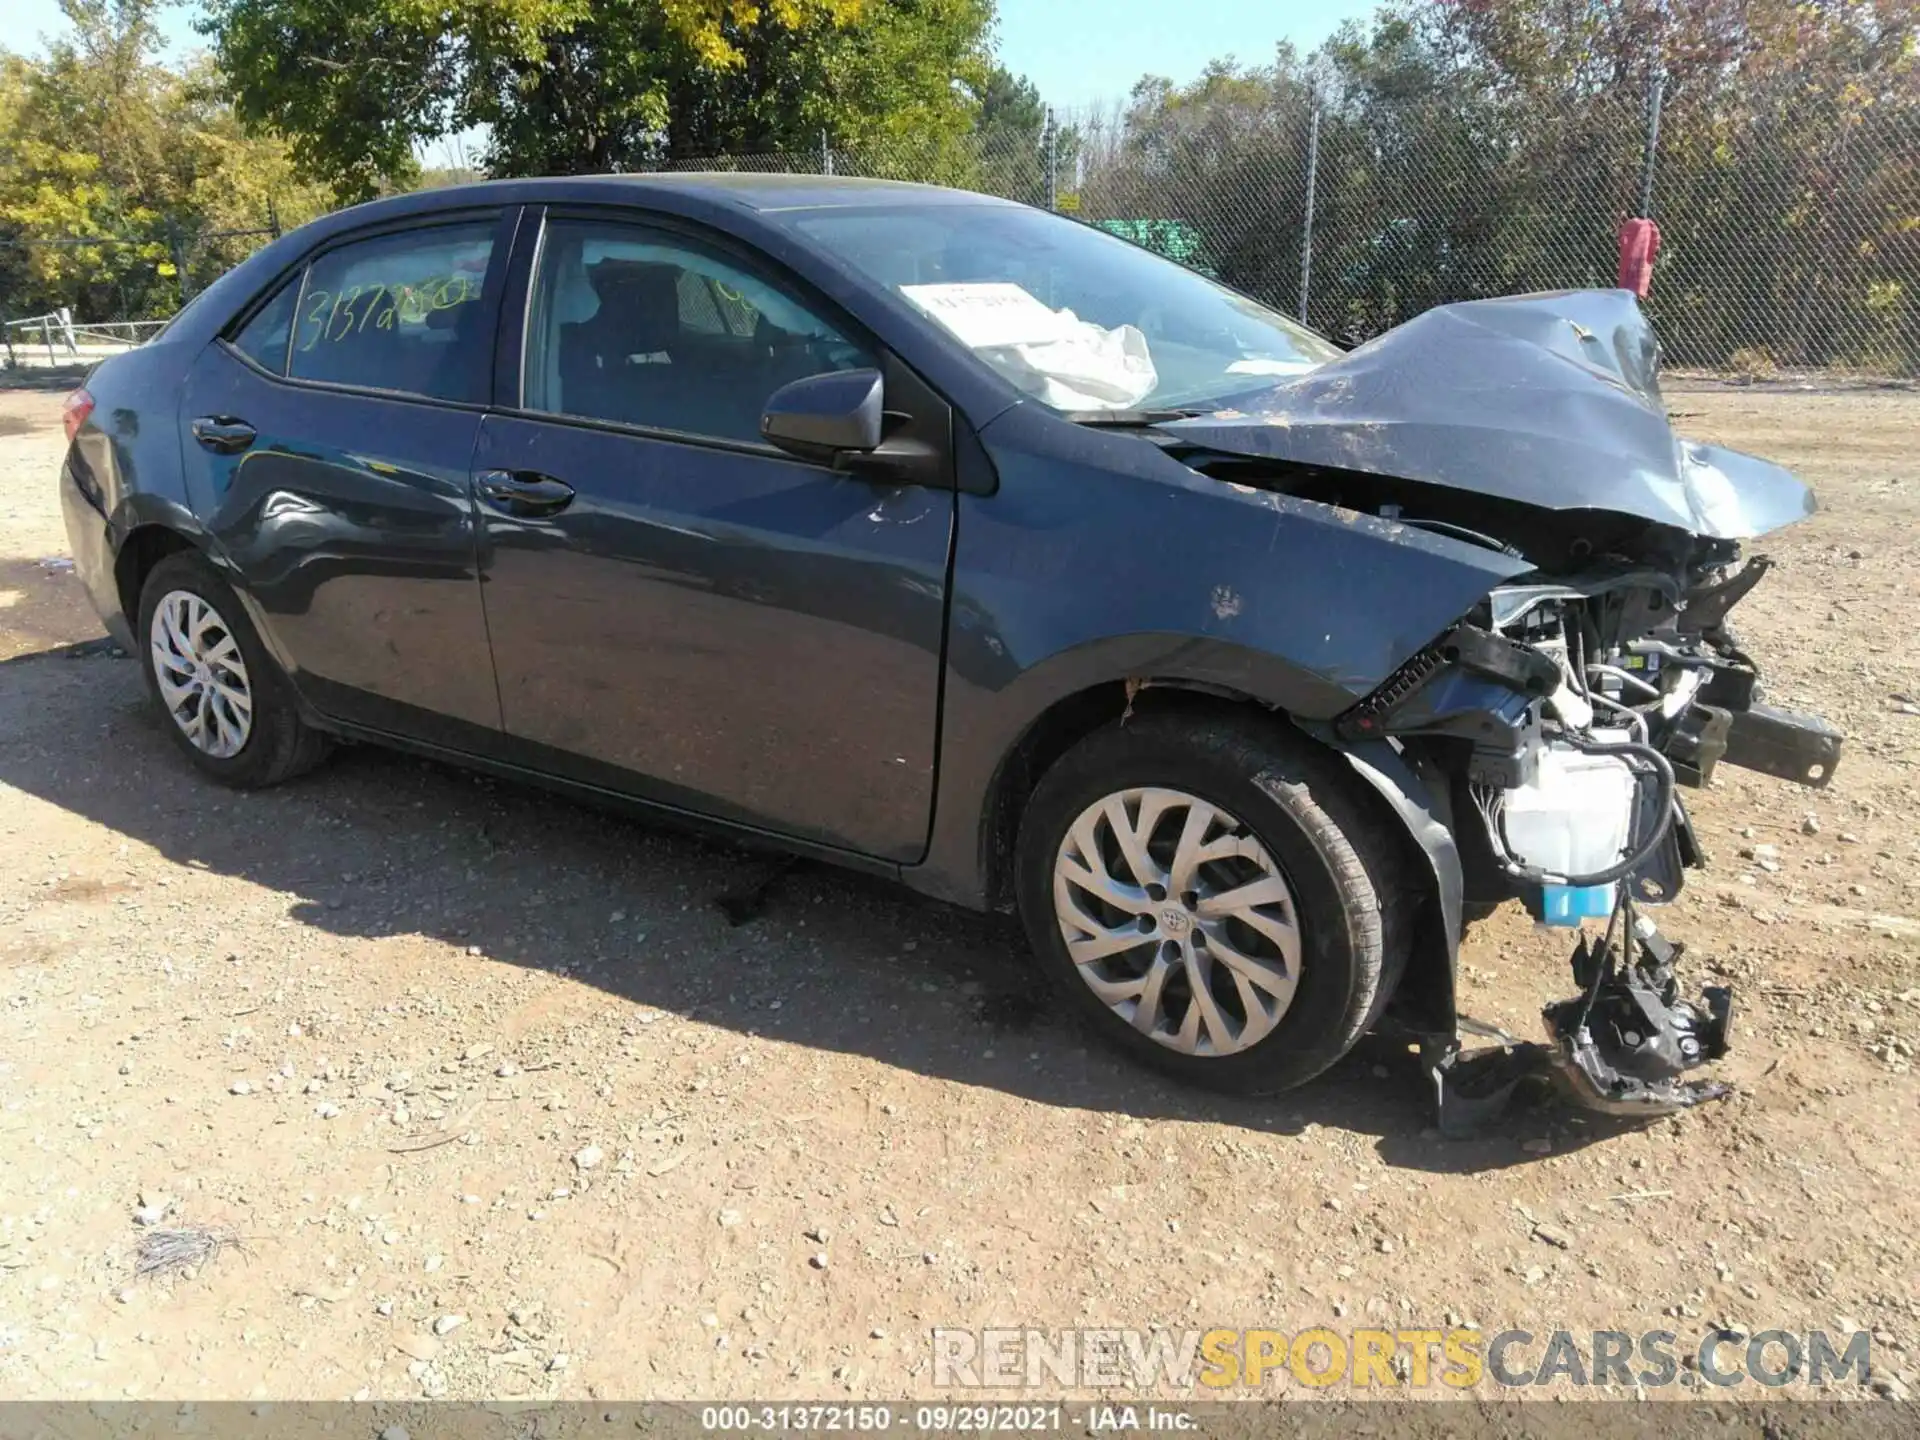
589, 173, 1018, 212
331, 172, 1020, 228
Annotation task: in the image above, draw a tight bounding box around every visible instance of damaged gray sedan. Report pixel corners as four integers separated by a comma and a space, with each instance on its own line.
59, 177, 1839, 1122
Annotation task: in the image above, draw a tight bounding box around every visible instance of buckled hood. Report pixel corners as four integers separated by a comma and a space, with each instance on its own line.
1164, 289, 1815, 541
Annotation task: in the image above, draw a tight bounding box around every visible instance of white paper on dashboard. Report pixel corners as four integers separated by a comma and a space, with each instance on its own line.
899, 282, 1082, 348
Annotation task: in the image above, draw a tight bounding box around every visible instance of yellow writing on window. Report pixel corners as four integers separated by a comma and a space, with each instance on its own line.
296, 272, 478, 351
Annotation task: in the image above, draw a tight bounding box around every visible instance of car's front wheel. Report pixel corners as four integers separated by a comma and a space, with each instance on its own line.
137, 550, 331, 787
1015, 709, 1409, 1094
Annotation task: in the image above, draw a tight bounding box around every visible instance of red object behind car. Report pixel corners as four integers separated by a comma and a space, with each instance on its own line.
1618, 217, 1662, 297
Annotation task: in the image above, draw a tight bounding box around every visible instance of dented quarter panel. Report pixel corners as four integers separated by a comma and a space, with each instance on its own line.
1165, 290, 1816, 540
906, 399, 1532, 907
56, 330, 216, 649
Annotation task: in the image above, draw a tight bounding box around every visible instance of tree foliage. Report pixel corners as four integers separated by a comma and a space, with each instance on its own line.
0, 0, 328, 320
952, 64, 1078, 206
1073, 0, 1920, 369
202, 0, 994, 199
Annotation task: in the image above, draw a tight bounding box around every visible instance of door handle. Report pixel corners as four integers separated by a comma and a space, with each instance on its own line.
477, 469, 576, 517
191, 416, 256, 454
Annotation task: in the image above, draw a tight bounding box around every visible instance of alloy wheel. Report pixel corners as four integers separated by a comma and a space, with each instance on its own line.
149, 588, 253, 759
1052, 787, 1302, 1056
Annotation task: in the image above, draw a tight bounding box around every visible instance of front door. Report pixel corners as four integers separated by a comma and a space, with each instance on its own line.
180, 213, 513, 744
474, 214, 953, 860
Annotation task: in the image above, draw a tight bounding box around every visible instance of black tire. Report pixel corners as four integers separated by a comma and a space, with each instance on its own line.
1014, 708, 1410, 1095
136, 550, 331, 787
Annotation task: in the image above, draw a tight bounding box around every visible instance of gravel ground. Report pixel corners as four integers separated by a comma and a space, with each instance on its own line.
0, 374, 1915, 1404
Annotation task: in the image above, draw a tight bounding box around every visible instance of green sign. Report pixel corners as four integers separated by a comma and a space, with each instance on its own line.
1093, 219, 1215, 276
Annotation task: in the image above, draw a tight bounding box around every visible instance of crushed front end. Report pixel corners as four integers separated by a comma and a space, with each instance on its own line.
1338, 544, 1836, 1126
1157, 289, 1845, 1126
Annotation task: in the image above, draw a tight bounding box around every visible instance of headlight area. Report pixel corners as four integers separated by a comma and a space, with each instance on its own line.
1333, 575, 1771, 1129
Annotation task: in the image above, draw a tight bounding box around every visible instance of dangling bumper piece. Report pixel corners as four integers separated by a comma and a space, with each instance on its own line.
1542, 916, 1733, 1114
1426, 907, 1734, 1135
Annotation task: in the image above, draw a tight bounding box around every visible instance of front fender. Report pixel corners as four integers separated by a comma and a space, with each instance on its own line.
907, 633, 1349, 910
1314, 730, 1462, 1033
947, 403, 1535, 707
908, 406, 1531, 910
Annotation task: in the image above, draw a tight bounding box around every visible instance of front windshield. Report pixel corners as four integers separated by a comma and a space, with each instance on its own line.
793, 202, 1342, 412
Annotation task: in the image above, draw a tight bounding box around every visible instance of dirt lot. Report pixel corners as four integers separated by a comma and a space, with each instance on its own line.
0, 373, 1915, 1405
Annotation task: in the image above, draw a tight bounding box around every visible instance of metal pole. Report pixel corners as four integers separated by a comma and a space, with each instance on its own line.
43, 315, 55, 365
168, 220, 194, 304
820, 129, 832, 176
1045, 107, 1058, 212
1299, 92, 1320, 324
1639, 71, 1665, 218
267, 196, 282, 240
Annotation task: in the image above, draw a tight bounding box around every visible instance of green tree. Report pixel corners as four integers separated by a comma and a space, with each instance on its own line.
965, 65, 1062, 206
1076, 54, 1318, 302
977, 65, 1043, 139
1080, 0, 1919, 368
1425, 0, 1920, 366
0, 0, 326, 321
202, 0, 994, 200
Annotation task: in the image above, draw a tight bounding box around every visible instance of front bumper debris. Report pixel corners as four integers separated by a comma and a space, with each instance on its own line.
1542, 914, 1732, 1114
1427, 898, 1734, 1136
1722, 702, 1844, 789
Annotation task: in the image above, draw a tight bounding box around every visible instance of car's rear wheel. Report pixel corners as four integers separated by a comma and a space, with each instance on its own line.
137, 550, 330, 787
1015, 709, 1409, 1094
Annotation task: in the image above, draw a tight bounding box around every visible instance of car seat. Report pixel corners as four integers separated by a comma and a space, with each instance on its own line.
557, 260, 685, 426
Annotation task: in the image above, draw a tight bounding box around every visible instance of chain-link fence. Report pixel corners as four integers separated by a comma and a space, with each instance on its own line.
8, 72, 1915, 375
652, 76, 1920, 376
0, 219, 283, 363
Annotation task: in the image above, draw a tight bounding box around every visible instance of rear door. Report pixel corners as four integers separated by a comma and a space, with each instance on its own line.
178, 210, 517, 746
474, 209, 954, 860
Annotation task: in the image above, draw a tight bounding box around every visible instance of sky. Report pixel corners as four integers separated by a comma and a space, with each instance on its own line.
996, 0, 1376, 111
11, 0, 199, 57
13, 0, 1378, 112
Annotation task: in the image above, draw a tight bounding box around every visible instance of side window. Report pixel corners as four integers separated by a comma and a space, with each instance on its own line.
230, 277, 298, 374
288, 222, 497, 402
523, 218, 874, 445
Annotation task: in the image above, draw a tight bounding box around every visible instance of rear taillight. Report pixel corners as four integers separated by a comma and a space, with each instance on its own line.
62, 388, 95, 444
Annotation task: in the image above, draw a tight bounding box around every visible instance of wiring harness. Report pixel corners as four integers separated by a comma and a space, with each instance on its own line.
1471, 599, 1679, 889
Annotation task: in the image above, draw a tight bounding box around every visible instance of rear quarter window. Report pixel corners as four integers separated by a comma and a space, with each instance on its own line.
229, 278, 299, 375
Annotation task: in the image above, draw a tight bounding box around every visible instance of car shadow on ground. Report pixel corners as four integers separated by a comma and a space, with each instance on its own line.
0, 642, 1646, 1175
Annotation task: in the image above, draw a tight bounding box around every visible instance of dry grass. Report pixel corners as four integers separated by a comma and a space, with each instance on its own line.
134, 1225, 246, 1282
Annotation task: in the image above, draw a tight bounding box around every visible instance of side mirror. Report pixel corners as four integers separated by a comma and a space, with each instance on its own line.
760, 369, 883, 459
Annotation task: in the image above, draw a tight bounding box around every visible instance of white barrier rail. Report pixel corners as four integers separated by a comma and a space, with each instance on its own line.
2, 309, 170, 368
